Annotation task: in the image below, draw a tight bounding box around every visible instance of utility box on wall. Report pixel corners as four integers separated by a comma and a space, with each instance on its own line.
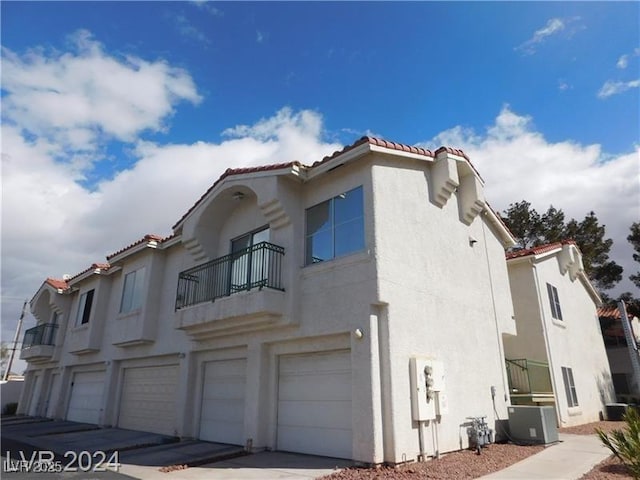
507, 405, 558, 444
409, 357, 446, 421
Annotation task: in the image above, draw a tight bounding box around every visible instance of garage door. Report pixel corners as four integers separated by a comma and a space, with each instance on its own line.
67, 371, 105, 424
277, 350, 352, 459
199, 358, 246, 445
28, 374, 43, 416
118, 365, 179, 436
46, 373, 61, 418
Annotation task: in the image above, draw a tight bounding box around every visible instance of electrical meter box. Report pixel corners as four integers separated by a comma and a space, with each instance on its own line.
410, 357, 446, 421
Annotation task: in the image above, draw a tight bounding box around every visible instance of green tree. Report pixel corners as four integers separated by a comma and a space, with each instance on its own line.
501, 201, 542, 248
565, 212, 623, 291
502, 202, 623, 292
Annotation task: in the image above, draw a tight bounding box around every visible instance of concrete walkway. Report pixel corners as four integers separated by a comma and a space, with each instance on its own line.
479, 433, 612, 480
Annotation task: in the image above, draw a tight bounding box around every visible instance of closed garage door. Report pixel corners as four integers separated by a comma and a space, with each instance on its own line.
199, 358, 246, 445
67, 371, 105, 424
118, 365, 179, 436
277, 350, 352, 459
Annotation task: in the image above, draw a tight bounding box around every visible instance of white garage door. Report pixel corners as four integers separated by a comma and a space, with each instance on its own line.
277, 350, 352, 459
199, 358, 246, 445
67, 371, 105, 424
46, 373, 61, 418
28, 374, 43, 416
118, 365, 179, 436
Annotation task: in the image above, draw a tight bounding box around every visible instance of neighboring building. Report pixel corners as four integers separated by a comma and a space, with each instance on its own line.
504, 241, 615, 427
18, 136, 519, 465
598, 304, 640, 402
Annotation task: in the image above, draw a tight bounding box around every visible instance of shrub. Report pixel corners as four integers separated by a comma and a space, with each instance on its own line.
596, 407, 640, 479
2, 402, 18, 415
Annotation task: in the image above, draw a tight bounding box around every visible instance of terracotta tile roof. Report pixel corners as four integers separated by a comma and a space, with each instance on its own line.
106, 234, 166, 261
172, 162, 302, 229
506, 240, 577, 260
68, 263, 111, 282
311, 136, 436, 168
45, 278, 69, 291
598, 305, 621, 320
173, 136, 474, 230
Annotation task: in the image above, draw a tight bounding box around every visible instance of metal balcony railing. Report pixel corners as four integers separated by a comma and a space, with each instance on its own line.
506, 358, 553, 395
175, 241, 285, 310
22, 323, 58, 349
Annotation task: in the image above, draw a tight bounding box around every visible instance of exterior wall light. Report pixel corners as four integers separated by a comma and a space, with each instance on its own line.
354, 328, 364, 339
232, 192, 245, 201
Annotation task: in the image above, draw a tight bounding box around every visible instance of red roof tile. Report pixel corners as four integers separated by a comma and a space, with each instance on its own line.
598, 305, 621, 320
172, 162, 302, 229
172, 136, 473, 230
45, 278, 69, 291
106, 234, 165, 261
506, 240, 577, 260
68, 263, 111, 282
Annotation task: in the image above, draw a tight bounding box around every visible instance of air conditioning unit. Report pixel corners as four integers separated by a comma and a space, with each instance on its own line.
507, 405, 558, 445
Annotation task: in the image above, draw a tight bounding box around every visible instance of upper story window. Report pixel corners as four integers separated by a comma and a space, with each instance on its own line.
76, 289, 95, 326
305, 186, 364, 265
120, 267, 146, 314
546, 283, 563, 321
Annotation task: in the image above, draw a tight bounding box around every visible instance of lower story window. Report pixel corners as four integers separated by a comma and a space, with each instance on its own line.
561, 366, 579, 407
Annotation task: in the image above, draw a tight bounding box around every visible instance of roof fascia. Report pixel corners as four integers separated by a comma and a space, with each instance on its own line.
305, 142, 371, 181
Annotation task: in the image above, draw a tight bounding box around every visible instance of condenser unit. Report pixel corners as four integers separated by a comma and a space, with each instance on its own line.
507, 405, 558, 445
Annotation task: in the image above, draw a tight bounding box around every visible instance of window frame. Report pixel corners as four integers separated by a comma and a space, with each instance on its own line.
119, 266, 147, 314
75, 289, 95, 326
304, 186, 365, 265
561, 366, 579, 407
546, 283, 563, 321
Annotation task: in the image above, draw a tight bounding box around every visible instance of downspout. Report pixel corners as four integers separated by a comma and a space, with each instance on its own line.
531, 261, 563, 426
480, 219, 509, 403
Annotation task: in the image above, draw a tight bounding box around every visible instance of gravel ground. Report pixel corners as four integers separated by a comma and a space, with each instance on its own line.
559, 421, 626, 436
319, 443, 544, 480
321, 421, 635, 480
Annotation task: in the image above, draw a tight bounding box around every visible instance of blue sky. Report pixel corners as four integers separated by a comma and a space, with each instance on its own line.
1, 1, 639, 371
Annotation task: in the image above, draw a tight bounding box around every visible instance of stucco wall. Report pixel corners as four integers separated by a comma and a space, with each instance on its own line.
370, 159, 514, 461
22, 151, 516, 465
507, 254, 615, 427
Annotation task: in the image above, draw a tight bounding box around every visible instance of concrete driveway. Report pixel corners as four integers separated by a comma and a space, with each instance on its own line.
1, 416, 351, 479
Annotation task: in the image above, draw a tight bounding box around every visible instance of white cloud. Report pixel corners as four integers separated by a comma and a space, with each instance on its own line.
597, 79, 640, 98
515, 17, 582, 55
558, 79, 571, 91
1, 30, 201, 152
423, 105, 640, 295
0, 107, 341, 368
174, 14, 210, 44
616, 48, 640, 69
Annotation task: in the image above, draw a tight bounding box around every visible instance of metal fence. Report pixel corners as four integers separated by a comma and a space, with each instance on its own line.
506, 358, 553, 394
22, 323, 58, 348
176, 241, 285, 310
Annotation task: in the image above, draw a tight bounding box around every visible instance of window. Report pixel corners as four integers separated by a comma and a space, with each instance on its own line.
546, 283, 563, 321
120, 267, 146, 313
76, 289, 94, 326
561, 366, 579, 407
230, 227, 270, 291
305, 186, 364, 265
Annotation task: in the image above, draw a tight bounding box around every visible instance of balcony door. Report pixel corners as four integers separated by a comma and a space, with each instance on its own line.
230, 227, 269, 292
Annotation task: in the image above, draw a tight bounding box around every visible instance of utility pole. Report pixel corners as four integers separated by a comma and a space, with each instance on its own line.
3, 300, 27, 381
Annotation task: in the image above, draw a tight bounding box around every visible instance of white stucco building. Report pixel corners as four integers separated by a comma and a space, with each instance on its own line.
598, 304, 640, 402
18, 136, 519, 465
503, 241, 615, 427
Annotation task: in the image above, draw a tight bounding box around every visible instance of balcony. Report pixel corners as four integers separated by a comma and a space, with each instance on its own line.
175, 242, 287, 340
20, 323, 58, 363
506, 358, 555, 404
